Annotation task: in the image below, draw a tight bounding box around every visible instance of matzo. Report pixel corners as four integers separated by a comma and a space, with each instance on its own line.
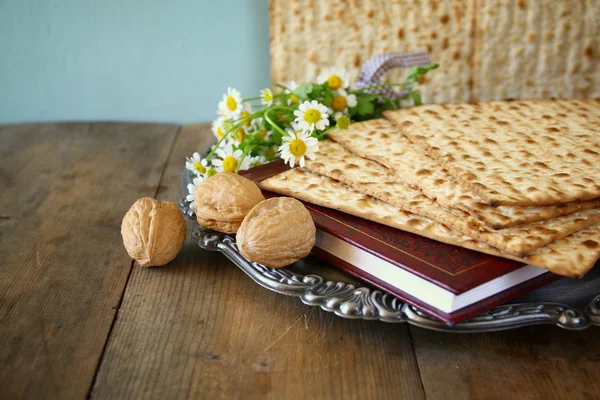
259, 168, 519, 257
270, 1, 600, 104
306, 139, 600, 257
524, 223, 600, 279
259, 168, 600, 278
268, 0, 474, 104
472, 0, 600, 101
327, 119, 600, 228
387, 99, 600, 205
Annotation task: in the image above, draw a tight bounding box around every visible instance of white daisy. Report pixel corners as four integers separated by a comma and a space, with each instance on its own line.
251, 127, 271, 141
240, 103, 253, 127
211, 117, 227, 139
293, 100, 330, 133
285, 81, 298, 92
218, 87, 243, 119
186, 176, 205, 211
206, 167, 217, 177
285, 81, 300, 106
279, 130, 319, 168
290, 120, 301, 132
247, 117, 270, 141
317, 67, 350, 90
249, 116, 265, 136
335, 114, 350, 129
185, 152, 209, 176
329, 89, 357, 115
231, 126, 248, 143
212, 142, 251, 173
222, 118, 235, 136
250, 155, 267, 167
260, 88, 274, 106
264, 145, 279, 160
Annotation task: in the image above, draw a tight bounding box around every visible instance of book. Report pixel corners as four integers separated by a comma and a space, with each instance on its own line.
240, 162, 558, 325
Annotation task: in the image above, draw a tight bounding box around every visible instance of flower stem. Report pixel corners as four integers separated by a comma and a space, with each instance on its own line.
314, 126, 335, 141
264, 105, 293, 138
205, 110, 264, 161
235, 145, 253, 173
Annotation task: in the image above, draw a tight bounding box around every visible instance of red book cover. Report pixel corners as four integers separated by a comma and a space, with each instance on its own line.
240, 162, 558, 325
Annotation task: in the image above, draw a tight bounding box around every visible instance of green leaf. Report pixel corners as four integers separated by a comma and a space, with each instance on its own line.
271, 129, 283, 145
356, 93, 378, 102
409, 90, 422, 106
405, 63, 439, 85
408, 63, 439, 76
378, 94, 397, 110
356, 98, 375, 116
321, 91, 333, 107
294, 83, 313, 100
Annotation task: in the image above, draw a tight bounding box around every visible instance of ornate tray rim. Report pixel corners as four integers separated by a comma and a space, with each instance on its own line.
179, 169, 599, 333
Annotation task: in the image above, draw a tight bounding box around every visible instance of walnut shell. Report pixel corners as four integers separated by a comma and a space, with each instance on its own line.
237, 197, 316, 268
194, 172, 264, 233
121, 197, 186, 267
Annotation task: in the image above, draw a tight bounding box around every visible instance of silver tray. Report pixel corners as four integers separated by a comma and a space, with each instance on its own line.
180, 169, 600, 332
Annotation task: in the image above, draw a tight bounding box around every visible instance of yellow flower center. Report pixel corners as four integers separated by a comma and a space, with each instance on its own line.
217, 126, 224, 138
222, 156, 238, 173
237, 129, 245, 142
327, 75, 342, 90
304, 109, 321, 124
265, 147, 277, 158
254, 161, 262, 167
289, 94, 299, 105
226, 96, 237, 111
193, 161, 206, 174
241, 111, 251, 126
289, 139, 307, 157
336, 115, 350, 129
263, 89, 273, 103
332, 95, 347, 111
260, 129, 267, 139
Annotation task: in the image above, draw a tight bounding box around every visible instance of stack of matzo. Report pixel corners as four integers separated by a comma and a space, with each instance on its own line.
260, 99, 600, 278
269, 0, 600, 103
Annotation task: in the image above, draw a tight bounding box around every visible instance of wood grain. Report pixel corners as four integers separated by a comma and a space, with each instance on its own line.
410, 325, 600, 399
90, 124, 426, 400
0, 123, 178, 399
5, 122, 597, 400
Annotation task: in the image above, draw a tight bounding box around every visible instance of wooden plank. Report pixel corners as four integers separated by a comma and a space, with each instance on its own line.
90, 124, 426, 400
410, 324, 600, 399
0, 123, 179, 399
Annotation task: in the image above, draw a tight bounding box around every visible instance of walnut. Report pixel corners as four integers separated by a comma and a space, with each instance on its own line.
237, 197, 316, 268
121, 197, 186, 267
194, 172, 264, 233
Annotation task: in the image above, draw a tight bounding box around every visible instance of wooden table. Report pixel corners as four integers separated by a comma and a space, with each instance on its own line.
1, 122, 599, 400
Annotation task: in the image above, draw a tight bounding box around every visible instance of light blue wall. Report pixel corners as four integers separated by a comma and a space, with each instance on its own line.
0, 0, 271, 124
